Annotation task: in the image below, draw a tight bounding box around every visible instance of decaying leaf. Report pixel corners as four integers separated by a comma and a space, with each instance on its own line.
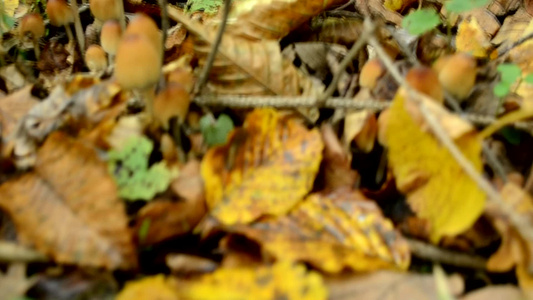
177, 261, 327, 300
229, 190, 410, 273
201, 109, 323, 225
116, 275, 179, 300
227, 0, 347, 40
0, 132, 137, 269
168, 7, 323, 96
456, 16, 491, 58
385, 90, 485, 242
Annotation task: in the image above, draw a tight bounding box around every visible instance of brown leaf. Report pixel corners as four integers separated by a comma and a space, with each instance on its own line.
0, 86, 38, 138
326, 270, 464, 300
227, 0, 347, 40
168, 7, 322, 96
461, 285, 523, 300
0, 132, 137, 269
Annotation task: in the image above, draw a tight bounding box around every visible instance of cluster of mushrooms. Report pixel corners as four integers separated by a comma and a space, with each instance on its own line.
16, 0, 189, 125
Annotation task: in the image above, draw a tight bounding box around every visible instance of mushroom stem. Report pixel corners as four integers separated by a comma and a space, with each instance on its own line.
64, 24, 74, 43
139, 86, 156, 120
32, 39, 41, 59
117, 0, 126, 30
70, 0, 85, 54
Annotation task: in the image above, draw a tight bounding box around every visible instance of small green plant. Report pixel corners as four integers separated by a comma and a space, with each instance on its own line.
200, 113, 235, 147
108, 136, 175, 201
186, 0, 223, 14
493, 63, 524, 97
444, 0, 490, 13
402, 9, 441, 36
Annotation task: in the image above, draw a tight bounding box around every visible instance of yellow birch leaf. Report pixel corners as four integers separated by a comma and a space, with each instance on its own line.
229, 190, 411, 273
385, 92, 485, 242
456, 17, 491, 58
116, 275, 179, 300
201, 109, 323, 225
178, 261, 327, 300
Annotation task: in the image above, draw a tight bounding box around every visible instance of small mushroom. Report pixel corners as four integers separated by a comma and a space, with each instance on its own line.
115, 34, 162, 119
406, 66, 443, 104
46, 0, 84, 54
359, 58, 385, 90
19, 13, 45, 58
433, 53, 477, 101
85, 44, 107, 73
89, 0, 125, 29
125, 13, 162, 59
100, 20, 122, 63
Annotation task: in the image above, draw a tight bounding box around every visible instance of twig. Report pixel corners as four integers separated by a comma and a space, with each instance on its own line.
407, 238, 486, 269
497, 32, 533, 58
365, 19, 533, 253
0, 241, 48, 263
193, 0, 233, 95
317, 20, 374, 106
159, 0, 169, 64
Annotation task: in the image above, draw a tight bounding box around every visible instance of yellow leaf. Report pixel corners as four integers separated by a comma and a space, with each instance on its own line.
229, 190, 411, 273
116, 275, 179, 300
385, 91, 485, 242
456, 17, 490, 58
178, 261, 327, 300
3, 0, 18, 17
201, 109, 323, 225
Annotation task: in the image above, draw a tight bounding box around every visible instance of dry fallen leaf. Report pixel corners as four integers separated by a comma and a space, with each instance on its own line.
461, 285, 524, 300
385, 90, 485, 242
0, 132, 137, 269
202, 109, 323, 225
0, 85, 38, 138
456, 16, 491, 58
228, 189, 410, 273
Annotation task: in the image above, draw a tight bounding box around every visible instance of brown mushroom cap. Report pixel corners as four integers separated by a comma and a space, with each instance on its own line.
434, 53, 477, 100
359, 58, 385, 90
100, 20, 122, 55
125, 13, 162, 55
85, 44, 108, 73
46, 0, 74, 27
115, 34, 162, 90
19, 13, 45, 40
406, 66, 443, 104
89, 0, 122, 22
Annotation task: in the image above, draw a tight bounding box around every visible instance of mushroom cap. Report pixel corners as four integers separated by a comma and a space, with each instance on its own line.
115, 34, 162, 90
100, 20, 122, 55
406, 66, 443, 104
359, 58, 385, 90
125, 13, 162, 56
89, 0, 122, 22
46, 0, 74, 27
19, 13, 45, 39
434, 53, 477, 100
154, 83, 191, 128
85, 44, 108, 73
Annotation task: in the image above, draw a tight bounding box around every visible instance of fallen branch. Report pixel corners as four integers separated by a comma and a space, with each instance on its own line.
407, 238, 486, 270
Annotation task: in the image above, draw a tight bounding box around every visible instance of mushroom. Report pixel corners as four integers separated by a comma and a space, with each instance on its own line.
19, 13, 45, 58
46, 0, 84, 54
100, 20, 122, 63
405, 66, 443, 104
359, 58, 385, 90
433, 53, 477, 101
153, 82, 190, 130
124, 13, 162, 59
85, 44, 107, 73
89, 0, 125, 29
115, 34, 162, 119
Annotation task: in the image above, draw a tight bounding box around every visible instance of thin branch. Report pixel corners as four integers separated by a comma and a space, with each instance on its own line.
193, 0, 233, 95
159, 0, 169, 64
365, 19, 533, 249
407, 238, 486, 270
317, 20, 374, 106
0, 241, 48, 263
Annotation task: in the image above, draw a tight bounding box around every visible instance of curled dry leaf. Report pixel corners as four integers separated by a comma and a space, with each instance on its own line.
385, 90, 485, 242
134, 160, 206, 245
0, 132, 137, 269
228, 190, 410, 273
201, 109, 323, 225
176, 261, 327, 300
227, 0, 347, 40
